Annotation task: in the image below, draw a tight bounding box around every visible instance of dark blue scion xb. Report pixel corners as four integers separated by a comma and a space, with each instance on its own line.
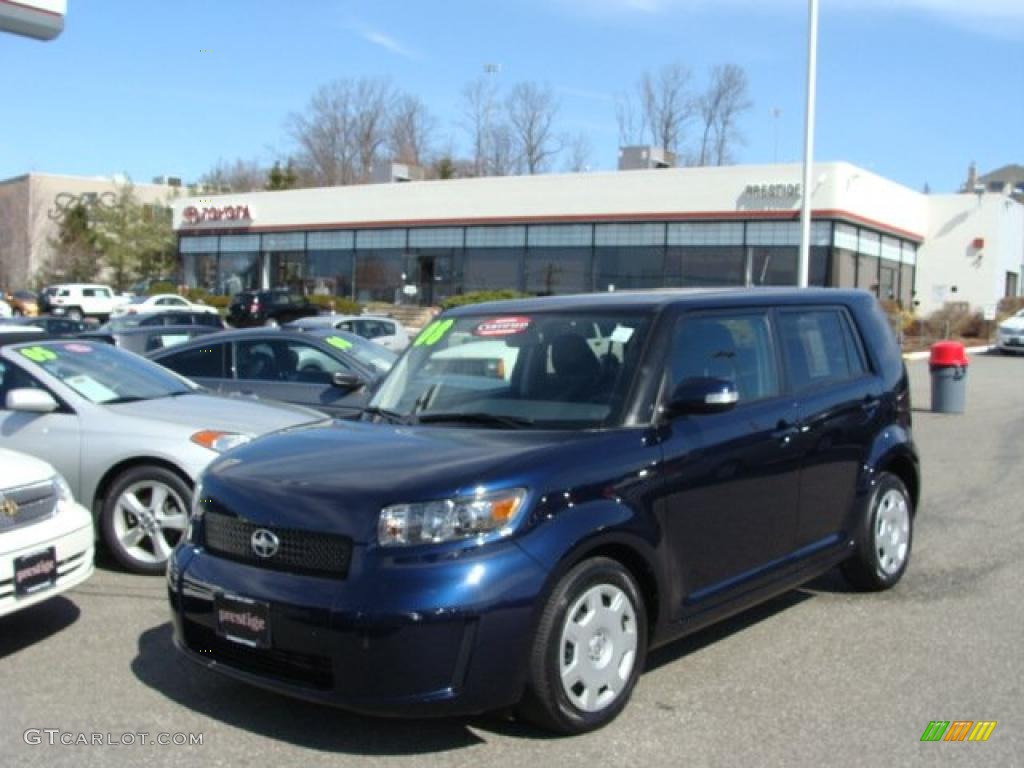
168, 288, 919, 734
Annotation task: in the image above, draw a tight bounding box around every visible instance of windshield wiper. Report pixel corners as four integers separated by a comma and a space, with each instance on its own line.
415, 412, 536, 429
361, 405, 408, 424
103, 396, 146, 405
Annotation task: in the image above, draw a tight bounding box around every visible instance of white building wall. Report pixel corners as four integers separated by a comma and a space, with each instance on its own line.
916, 194, 1024, 315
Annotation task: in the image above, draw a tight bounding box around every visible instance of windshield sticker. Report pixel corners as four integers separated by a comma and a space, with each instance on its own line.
474, 317, 532, 337
326, 335, 353, 350
414, 319, 454, 347
61, 343, 93, 353
610, 326, 635, 344
19, 346, 58, 363
64, 375, 119, 403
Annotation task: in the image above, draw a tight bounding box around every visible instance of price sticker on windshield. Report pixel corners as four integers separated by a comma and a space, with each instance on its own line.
19, 346, 58, 363
474, 317, 532, 337
326, 336, 353, 350
62, 343, 94, 353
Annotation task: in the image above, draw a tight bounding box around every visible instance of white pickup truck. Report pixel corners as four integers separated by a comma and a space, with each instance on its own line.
49, 284, 129, 321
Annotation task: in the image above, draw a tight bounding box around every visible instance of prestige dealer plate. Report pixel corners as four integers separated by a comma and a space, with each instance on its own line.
214, 593, 271, 648
14, 547, 57, 597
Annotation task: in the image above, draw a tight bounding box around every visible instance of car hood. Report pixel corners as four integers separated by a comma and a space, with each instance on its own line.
0, 447, 57, 488
1000, 316, 1024, 332
201, 421, 617, 544
104, 392, 324, 435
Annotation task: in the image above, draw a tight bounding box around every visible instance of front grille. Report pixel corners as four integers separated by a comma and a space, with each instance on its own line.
183, 620, 334, 690
202, 511, 352, 577
0, 481, 57, 532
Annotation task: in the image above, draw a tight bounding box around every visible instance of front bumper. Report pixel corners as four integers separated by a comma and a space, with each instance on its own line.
0, 502, 95, 617
168, 539, 548, 717
997, 333, 1024, 352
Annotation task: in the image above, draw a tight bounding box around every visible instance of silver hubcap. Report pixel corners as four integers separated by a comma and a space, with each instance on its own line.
112, 481, 188, 565
559, 584, 638, 713
875, 489, 910, 575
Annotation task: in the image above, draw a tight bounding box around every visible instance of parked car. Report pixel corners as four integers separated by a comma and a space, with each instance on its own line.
0, 447, 94, 617
227, 290, 319, 328
78, 324, 223, 356
995, 309, 1024, 354
0, 337, 326, 574
48, 284, 128, 321
0, 316, 88, 336
148, 328, 396, 418
102, 310, 225, 331
37, 286, 59, 314
5, 290, 39, 317
111, 293, 219, 319
0, 299, 11, 318
169, 288, 920, 733
287, 314, 410, 352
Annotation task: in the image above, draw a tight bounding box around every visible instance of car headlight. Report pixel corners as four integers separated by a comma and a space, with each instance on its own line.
190, 430, 252, 453
52, 473, 74, 506
378, 488, 528, 547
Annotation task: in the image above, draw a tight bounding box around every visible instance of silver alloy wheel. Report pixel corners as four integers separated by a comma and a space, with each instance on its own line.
559, 583, 638, 713
874, 488, 910, 575
111, 480, 189, 565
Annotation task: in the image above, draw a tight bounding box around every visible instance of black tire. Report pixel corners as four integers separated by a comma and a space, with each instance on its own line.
66, 308, 83, 321
13, 308, 22, 317
519, 557, 647, 734
100, 465, 192, 576
841, 472, 913, 591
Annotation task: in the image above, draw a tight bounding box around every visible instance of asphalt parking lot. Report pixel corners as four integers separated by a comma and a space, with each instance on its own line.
2, 352, 1021, 768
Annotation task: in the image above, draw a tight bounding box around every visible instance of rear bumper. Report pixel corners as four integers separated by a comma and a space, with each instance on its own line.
168, 540, 548, 717
0, 503, 94, 617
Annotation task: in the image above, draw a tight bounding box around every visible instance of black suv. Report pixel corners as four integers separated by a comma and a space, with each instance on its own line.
171, 288, 919, 734
227, 290, 319, 328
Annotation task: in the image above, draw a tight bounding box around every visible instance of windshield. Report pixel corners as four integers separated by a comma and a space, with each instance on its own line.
371, 311, 650, 428
16, 341, 196, 403
327, 333, 397, 375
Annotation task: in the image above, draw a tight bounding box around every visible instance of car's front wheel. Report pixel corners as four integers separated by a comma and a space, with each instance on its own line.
841, 472, 913, 591
100, 466, 191, 575
66, 308, 83, 321
520, 557, 647, 734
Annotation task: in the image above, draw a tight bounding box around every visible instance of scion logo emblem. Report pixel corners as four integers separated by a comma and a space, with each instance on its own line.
250, 529, 280, 559
0, 493, 18, 519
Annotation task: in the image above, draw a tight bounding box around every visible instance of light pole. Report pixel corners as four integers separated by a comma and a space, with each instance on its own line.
797, 0, 819, 289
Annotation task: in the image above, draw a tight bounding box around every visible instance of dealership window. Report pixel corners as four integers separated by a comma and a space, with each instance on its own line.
668, 222, 744, 247
527, 224, 592, 248
464, 248, 523, 292
594, 223, 665, 291
183, 253, 218, 293
669, 246, 746, 287
219, 252, 260, 296
525, 248, 591, 295
307, 231, 355, 298
354, 230, 405, 303
751, 247, 798, 286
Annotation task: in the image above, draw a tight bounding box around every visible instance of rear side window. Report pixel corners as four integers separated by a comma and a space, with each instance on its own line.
194, 313, 223, 328
160, 344, 227, 378
778, 309, 867, 392
670, 313, 780, 403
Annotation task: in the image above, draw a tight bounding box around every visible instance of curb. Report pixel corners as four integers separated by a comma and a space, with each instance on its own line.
902, 345, 992, 362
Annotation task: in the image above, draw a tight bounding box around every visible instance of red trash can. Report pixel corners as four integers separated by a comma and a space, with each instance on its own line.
929, 341, 968, 413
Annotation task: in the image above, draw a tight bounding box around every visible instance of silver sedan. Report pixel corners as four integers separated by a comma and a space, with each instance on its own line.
0, 338, 326, 574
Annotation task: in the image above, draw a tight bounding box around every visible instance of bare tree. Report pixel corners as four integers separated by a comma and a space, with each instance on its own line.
288, 78, 395, 186
484, 122, 517, 177
388, 94, 436, 167
639, 62, 695, 154
505, 82, 562, 175
199, 158, 266, 192
564, 132, 593, 173
697, 64, 753, 166
708, 64, 752, 166
460, 77, 499, 176
614, 91, 646, 147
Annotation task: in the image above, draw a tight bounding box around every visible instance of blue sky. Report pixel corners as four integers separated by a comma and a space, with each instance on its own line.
1, 0, 1020, 193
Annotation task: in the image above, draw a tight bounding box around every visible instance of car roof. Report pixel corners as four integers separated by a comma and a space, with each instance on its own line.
0, 329, 50, 346
82, 324, 215, 337
443, 287, 875, 316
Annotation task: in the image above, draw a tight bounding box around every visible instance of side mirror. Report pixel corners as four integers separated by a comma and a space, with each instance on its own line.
6, 388, 59, 413
331, 372, 365, 390
665, 377, 739, 417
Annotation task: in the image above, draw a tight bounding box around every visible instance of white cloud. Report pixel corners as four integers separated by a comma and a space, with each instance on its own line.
355, 27, 418, 60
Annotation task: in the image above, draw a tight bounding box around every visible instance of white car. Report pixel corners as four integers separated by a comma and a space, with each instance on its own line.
49, 284, 129, 321
287, 314, 410, 352
0, 299, 11, 319
0, 447, 94, 617
111, 293, 219, 318
996, 309, 1024, 354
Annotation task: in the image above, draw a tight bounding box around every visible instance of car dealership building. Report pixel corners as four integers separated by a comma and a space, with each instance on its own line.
171, 161, 1023, 314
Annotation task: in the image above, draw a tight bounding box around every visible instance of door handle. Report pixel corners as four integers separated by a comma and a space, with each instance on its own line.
772, 420, 801, 444
861, 395, 881, 415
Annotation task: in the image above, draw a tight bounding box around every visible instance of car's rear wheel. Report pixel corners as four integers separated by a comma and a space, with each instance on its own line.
841, 472, 913, 591
520, 557, 647, 734
100, 466, 191, 575
67, 308, 83, 321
